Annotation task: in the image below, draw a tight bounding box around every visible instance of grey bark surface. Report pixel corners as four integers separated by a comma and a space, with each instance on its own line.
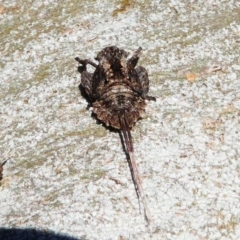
0, 1, 240, 239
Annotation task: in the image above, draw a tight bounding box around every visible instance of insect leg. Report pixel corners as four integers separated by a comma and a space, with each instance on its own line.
135, 66, 156, 101
75, 57, 98, 68
81, 71, 93, 98
75, 57, 94, 98
127, 47, 142, 68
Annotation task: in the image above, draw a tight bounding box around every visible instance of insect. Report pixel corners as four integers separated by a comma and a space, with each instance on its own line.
75, 46, 156, 223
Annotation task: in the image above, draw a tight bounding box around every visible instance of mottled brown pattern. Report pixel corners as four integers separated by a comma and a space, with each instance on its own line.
75, 46, 155, 223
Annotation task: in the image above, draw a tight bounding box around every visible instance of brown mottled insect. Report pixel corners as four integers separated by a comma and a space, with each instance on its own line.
75, 46, 156, 223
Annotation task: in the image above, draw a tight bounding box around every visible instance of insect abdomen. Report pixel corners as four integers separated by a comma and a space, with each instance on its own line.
92, 83, 145, 129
